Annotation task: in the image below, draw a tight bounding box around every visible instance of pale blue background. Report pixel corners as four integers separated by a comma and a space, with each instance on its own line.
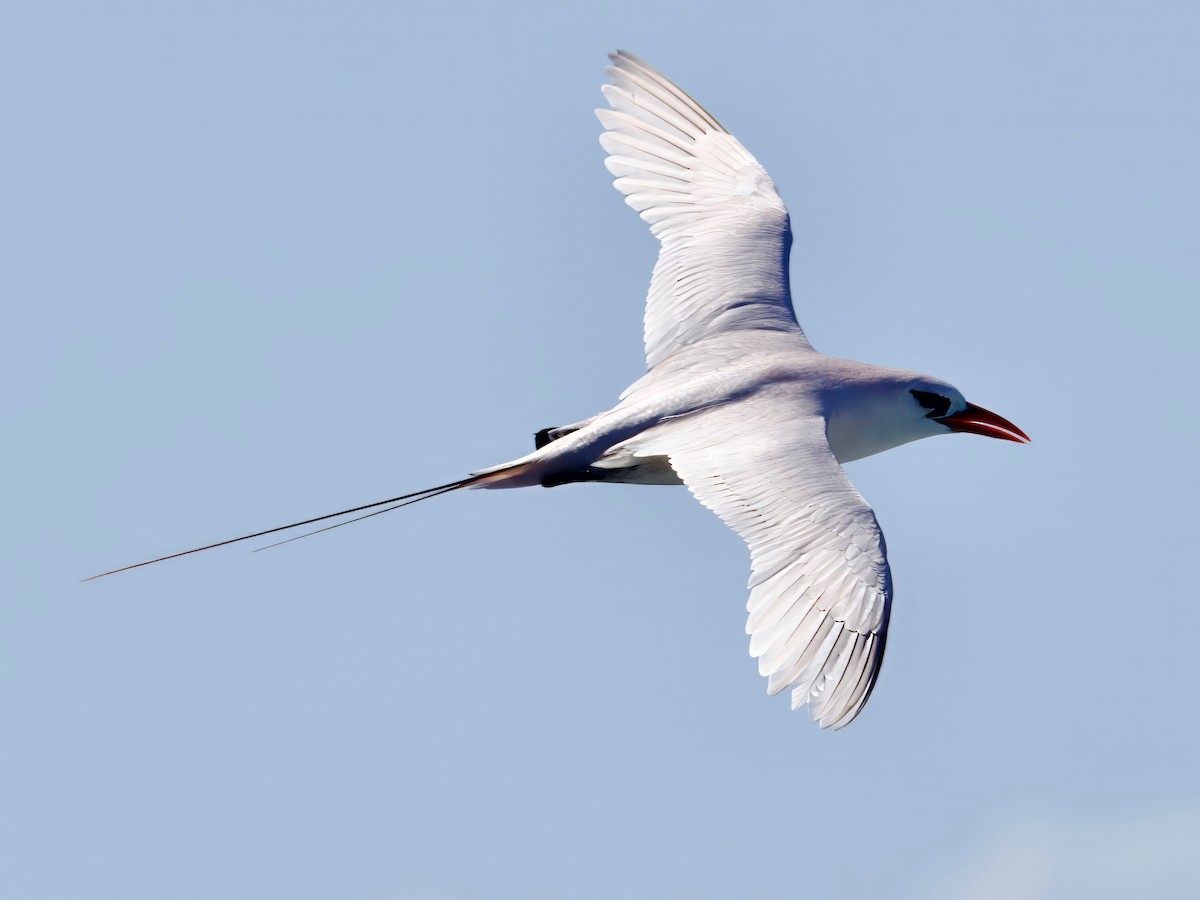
5, 2, 1199, 898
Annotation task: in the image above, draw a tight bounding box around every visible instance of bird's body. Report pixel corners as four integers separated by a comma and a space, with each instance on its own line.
89, 52, 1028, 730
486, 340, 970, 487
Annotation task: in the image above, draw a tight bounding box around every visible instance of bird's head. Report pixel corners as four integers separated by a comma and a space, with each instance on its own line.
825, 372, 1029, 463
905, 378, 1029, 444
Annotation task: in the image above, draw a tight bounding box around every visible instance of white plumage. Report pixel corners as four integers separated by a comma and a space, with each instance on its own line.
90, 52, 1027, 730
631, 394, 890, 728
597, 53, 805, 367
462, 52, 1027, 728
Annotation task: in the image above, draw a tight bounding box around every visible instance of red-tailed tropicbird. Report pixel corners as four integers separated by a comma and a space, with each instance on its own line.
88, 52, 1028, 729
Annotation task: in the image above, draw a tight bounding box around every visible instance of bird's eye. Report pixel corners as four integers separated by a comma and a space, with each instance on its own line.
910, 390, 951, 418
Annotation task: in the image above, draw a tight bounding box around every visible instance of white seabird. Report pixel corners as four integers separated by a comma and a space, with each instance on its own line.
89, 52, 1029, 730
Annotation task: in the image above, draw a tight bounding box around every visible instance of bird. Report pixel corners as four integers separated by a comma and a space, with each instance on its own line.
87, 51, 1028, 729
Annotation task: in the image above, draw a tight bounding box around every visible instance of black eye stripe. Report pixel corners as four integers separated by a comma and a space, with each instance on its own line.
910, 390, 951, 418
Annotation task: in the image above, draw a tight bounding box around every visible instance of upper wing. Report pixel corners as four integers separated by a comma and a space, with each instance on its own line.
597, 52, 810, 369
628, 399, 892, 728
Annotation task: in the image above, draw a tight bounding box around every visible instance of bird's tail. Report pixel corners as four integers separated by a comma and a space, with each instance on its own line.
82, 462, 537, 582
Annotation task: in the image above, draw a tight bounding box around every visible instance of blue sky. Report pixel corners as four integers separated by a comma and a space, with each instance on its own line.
4, 2, 1199, 898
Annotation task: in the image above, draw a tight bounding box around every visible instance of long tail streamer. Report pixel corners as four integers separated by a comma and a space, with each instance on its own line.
251, 481, 470, 552
82, 476, 477, 582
